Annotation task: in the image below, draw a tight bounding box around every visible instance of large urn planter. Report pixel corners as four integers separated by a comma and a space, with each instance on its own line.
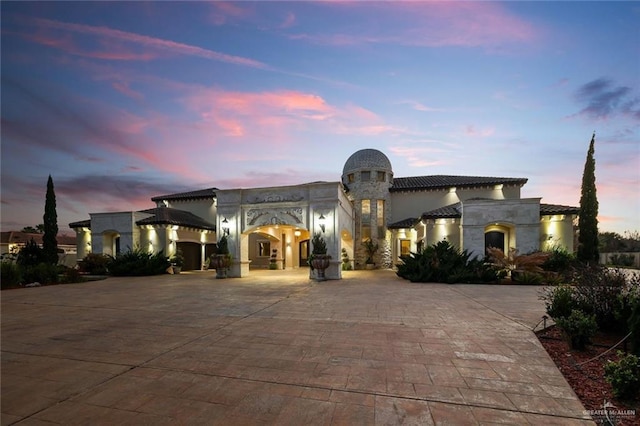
311, 255, 331, 281
210, 254, 232, 279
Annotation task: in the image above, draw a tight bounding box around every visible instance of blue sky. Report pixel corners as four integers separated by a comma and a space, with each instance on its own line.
1, 1, 638, 236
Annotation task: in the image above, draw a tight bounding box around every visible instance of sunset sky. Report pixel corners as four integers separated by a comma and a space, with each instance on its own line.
1, 1, 638, 236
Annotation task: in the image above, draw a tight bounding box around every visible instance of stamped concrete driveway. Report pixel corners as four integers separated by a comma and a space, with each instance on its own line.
1, 270, 593, 425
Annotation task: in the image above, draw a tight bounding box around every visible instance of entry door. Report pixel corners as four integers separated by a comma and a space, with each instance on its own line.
485, 231, 505, 253
299, 240, 309, 266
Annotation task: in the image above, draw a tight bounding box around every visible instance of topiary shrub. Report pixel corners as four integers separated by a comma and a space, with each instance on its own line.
107, 247, 170, 276
604, 352, 640, 400
555, 309, 598, 350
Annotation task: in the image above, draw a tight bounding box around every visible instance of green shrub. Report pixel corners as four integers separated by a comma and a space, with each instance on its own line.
512, 271, 544, 285
16, 239, 46, 268
543, 284, 577, 320
555, 309, 598, 350
59, 266, 84, 284
1, 262, 22, 289
627, 292, 640, 356
571, 265, 630, 332
542, 246, 576, 276
21, 263, 59, 285
107, 247, 170, 276
79, 253, 110, 275
396, 241, 498, 284
609, 253, 635, 267
604, 352, 640, 400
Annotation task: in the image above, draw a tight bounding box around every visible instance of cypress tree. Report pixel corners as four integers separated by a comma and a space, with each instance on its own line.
577, 133, 599, 264
42, 175, 59, 265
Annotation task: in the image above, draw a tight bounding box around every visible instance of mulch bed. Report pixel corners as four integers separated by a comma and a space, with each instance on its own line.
536, 325, 639, 425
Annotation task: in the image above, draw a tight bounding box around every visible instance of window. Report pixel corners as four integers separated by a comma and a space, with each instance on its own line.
348, 173, 355, 183
361, 226, 371, 240
400, 240, 411, 256
377, 171, 386, 182
361, 200, 370, 224
258, 241, 270, 257
361, 171, 370, 181
377, 200, 385, 238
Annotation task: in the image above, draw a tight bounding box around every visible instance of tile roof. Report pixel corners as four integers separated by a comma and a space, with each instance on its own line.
69, 208, 216, 232
391, 175, 528, 192
137, 207, 216, 231
421, 203, 462, 220
419, 202, 579, 222
151, 187, 218, 202
69, 219, 91, 229
388, 217, 420, 229
540, 203, 580, 215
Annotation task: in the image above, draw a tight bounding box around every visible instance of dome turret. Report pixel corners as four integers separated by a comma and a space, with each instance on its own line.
342, 149, 392, 177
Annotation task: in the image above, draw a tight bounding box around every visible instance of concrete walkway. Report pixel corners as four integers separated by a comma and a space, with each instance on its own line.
1, 270, 593, 425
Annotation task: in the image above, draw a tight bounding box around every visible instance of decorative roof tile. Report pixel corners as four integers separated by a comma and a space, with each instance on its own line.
540, 203, 580, 215
391, 175, 527, 192
69, 219, 92, 229
388, 217, 419, 229
151, 187, 218, 202
137, 207, 216, 231
421, 203, 462, 220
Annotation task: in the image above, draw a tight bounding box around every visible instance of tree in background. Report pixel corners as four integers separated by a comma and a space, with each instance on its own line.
577, 133, 599, 264
42, 175, 59, 265
21, 225, 44, 233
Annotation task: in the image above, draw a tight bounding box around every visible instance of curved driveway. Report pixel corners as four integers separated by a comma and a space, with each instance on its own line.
1, 270, 593, 425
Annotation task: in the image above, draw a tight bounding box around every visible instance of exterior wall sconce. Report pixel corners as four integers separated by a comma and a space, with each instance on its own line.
318, 213, 326, 233
294, 230, 301, 238
221, 218, 230, 236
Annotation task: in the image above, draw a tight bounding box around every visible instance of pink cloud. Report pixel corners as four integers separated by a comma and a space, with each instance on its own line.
24, 16, 270, 69
184, 89, 335, 139
397, 100, 446, 112
279, 12, 297, 29
465, 125, 495, 138
289, 2, 538, 50
210, 1, 254, 26
181, 87, 402, 151
112, 81, 144, 101
389, 145, 452, 168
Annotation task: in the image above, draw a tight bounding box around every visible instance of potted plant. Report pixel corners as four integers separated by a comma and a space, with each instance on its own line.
362, 238, 379, 270
309, 232, 331, 280
341, 248, 352, 271
210, 235, 232, 278
170, 249, 184, 274
269, 249, 278, 270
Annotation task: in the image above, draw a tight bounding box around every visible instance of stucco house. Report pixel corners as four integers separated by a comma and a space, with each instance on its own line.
1, 231, 78, 267
70, 149, 579, 279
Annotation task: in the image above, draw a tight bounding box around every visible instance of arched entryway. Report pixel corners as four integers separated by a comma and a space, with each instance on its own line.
101, 231, 120, 256
484, 224, 514, 254
244, 225, 310, 270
